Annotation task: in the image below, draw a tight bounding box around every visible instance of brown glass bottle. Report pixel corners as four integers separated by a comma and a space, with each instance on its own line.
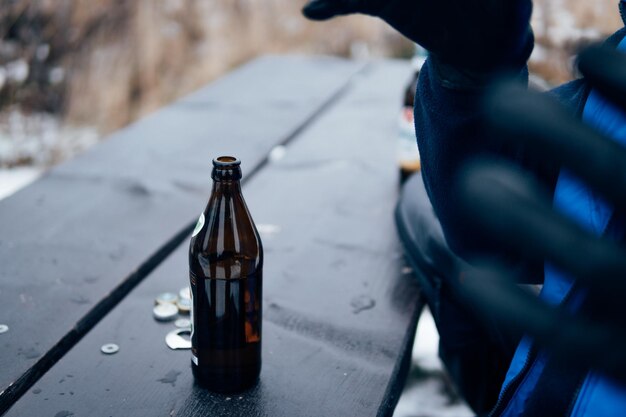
189, 156, 263, 392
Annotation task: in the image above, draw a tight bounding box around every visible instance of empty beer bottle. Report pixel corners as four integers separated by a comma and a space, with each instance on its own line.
189, 156, 263, 392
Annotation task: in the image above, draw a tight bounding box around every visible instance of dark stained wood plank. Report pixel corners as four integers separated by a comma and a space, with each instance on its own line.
4, 60, 422, 417
0, 56, 363, 412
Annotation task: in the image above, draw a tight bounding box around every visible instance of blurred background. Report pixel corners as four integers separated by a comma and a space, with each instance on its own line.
0, 1, 623, 415
0, 0, 622, 188
0, 0, 408, 192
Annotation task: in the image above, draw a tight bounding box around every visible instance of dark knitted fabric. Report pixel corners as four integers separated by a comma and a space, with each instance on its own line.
414, 26, 626, 264
413, 62, 581, 275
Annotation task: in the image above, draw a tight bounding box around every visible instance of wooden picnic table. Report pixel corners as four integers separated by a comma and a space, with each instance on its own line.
0, 55, 423, 417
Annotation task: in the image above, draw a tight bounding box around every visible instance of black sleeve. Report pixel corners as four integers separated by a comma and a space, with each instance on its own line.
414, 57, 588, 276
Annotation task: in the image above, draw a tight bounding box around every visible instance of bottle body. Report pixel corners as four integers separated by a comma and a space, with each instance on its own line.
189, 269, 262, 391
189, 156, 263, 392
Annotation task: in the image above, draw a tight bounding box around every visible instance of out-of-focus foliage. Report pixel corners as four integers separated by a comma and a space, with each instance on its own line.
530, 0, 623, 85
0, 0, 408, 132
0, 0, 622, 170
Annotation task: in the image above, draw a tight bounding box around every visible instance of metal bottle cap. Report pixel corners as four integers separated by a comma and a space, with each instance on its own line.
176, 298, 191, 315
179, 286, 191, 300
155, 292, 178, 305
153, 303, 178, 321
175, 318, 191, 328
166, 328, 191, 350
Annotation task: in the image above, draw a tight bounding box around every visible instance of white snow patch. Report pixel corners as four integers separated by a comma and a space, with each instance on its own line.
411, 307, 443, 371
6, 59, 29, 84
0, 110, 99, 200
0, 167, 41, 200
0, 110, 99, 168
394, 308, 473, 417
394, 378, 475, 417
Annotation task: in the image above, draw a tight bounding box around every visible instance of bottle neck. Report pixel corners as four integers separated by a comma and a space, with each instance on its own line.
211, 178, 242, 195
211, 164, 242, 182
210, 156, 243, 196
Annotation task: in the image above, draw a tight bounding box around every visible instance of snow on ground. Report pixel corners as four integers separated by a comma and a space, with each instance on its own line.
0, 110, 99, 201
0, 166, 41, 200
0, 110, 99, 168
394, 308, 474, 417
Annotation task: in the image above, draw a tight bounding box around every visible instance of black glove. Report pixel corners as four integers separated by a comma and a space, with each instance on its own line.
458, 161, 626, 384
454, 44, 626, 383
302, 0, 534, 72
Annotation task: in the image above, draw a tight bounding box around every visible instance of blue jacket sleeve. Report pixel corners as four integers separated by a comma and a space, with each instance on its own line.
414, 59, 586, 267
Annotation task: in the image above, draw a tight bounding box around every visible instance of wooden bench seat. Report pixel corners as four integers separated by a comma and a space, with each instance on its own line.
0, 56, 422, 417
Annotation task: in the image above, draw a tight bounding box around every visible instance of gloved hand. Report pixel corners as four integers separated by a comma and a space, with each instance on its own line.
302, 0, 534, 72
454, 44, 626, 383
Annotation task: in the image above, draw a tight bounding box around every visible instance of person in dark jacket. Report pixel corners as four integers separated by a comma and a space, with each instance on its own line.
303, 1, 626, 416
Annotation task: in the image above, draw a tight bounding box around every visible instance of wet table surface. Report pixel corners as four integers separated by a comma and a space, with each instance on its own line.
0, 56, 423, 417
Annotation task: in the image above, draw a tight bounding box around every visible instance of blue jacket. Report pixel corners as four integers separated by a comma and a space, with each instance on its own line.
414, 17, 626, 417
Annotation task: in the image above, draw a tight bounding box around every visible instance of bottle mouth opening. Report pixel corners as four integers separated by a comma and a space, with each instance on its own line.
213, 156, 241, 168
212, 156, 242, 181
